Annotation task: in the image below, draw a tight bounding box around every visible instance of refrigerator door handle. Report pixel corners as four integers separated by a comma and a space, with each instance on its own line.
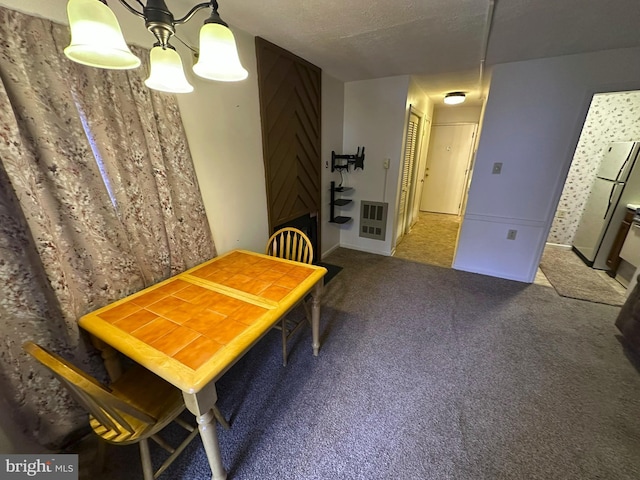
603, 184, 617, 219
616, 156, 631, 182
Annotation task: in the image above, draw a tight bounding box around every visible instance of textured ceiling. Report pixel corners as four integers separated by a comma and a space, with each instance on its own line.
206, 0, 640, 107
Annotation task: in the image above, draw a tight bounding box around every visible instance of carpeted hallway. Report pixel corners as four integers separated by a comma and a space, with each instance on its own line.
88, 247, 640, 480
393, 211, 461, 268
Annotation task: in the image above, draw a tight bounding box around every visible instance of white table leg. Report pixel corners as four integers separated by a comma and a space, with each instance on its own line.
311, 280, 323, 356
183, 383, 227, 480
90, 336, 123, 381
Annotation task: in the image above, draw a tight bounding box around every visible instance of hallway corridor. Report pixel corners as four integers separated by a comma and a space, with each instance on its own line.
393, 212, 461, 268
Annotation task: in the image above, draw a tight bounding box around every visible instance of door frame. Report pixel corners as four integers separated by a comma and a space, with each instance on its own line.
420, 122, 477, 215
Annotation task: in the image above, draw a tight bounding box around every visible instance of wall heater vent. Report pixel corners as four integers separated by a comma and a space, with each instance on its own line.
359, 201, 388, 241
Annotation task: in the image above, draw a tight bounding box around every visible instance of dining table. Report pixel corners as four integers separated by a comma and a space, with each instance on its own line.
79, 249, 327, 480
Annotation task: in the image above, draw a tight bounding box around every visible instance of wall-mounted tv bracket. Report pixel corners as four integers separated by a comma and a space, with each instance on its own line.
331, 147, 365, 172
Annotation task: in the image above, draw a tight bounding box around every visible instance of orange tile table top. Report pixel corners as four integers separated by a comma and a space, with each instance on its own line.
79, 250, 326, 393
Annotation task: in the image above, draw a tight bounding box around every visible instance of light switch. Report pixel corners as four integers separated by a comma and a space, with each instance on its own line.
492, 162, 503, 174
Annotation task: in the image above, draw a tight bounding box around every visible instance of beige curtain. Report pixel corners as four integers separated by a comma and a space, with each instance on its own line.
0, 7, 215, 448
68, 41, 214, 284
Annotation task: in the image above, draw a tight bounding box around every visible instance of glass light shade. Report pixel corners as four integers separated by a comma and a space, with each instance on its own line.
144, 47, 194, 93
64, 0, 141, 69
444, 92, 466, 105
193, 23, 248, 82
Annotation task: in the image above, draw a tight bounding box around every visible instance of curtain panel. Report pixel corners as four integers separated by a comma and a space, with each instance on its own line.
0, 7, 215, 448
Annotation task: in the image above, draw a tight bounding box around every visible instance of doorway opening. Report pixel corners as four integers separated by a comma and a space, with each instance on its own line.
538, 90, 640, 302
394, 111, 480, 269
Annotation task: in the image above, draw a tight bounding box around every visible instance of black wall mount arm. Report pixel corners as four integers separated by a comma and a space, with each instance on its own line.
331, 147, 365, 172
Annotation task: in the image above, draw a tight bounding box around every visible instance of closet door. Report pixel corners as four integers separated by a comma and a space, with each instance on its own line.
255, 37, 322, 253
396, 112, 420, 243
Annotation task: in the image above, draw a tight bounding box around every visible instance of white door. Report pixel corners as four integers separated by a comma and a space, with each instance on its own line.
420, 124, 477, 215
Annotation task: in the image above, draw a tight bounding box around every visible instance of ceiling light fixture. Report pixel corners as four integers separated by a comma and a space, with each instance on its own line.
64, 0, 248, 94
444, 92, 466, 105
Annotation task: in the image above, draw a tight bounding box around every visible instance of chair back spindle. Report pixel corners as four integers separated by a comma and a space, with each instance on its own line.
266, 227, 313, 265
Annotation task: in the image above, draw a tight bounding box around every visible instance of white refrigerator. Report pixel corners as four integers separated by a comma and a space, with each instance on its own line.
573, 141, 640, 268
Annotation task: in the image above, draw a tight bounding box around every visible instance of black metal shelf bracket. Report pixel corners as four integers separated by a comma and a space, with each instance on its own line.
331, 147, 365, 172
329, 181, 353, 224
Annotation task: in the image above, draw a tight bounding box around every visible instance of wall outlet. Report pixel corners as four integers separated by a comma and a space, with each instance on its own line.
492, 162, 503, 174
507, 229, 517, 240
383, 158, 390, 169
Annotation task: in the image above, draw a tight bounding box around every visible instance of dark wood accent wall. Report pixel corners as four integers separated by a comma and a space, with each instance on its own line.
255, 37, 322, 257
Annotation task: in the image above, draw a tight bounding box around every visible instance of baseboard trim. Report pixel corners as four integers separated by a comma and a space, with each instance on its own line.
338, 243, 392, 257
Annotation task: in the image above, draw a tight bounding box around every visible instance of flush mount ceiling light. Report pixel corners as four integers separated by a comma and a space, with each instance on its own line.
64, 0, 248, 94
444, 91, 466, 105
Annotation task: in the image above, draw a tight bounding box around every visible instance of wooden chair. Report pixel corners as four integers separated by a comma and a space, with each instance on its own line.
266, 227, 314, 366
23, 341, 202, 480
266, 227, 314, 265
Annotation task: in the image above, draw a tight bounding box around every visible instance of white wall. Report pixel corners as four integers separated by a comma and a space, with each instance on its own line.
176, 26, 270, 254
455, 47, 640, 282
341, 76, 411, 256
433, 106, 482, 125
321, 73, 345, 258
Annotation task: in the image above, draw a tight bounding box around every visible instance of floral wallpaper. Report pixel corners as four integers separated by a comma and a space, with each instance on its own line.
548, 91, 640, 245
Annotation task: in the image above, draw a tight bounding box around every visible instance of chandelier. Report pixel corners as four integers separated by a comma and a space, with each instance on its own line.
64, 0, 248, 94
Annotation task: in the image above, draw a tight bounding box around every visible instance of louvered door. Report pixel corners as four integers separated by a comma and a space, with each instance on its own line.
255, 37, 322, 254
397, 112, 420, 243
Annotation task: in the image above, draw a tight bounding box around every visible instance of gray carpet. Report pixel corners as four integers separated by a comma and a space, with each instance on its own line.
539, 245, 627, 306
92, 248, 640, 480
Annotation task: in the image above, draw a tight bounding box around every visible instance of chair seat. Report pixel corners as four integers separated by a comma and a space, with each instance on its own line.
23, 341, 204, 480
90, 365, 184, 445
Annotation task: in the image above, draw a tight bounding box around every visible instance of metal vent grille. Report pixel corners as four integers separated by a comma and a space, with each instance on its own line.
359, 201, 388, 241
